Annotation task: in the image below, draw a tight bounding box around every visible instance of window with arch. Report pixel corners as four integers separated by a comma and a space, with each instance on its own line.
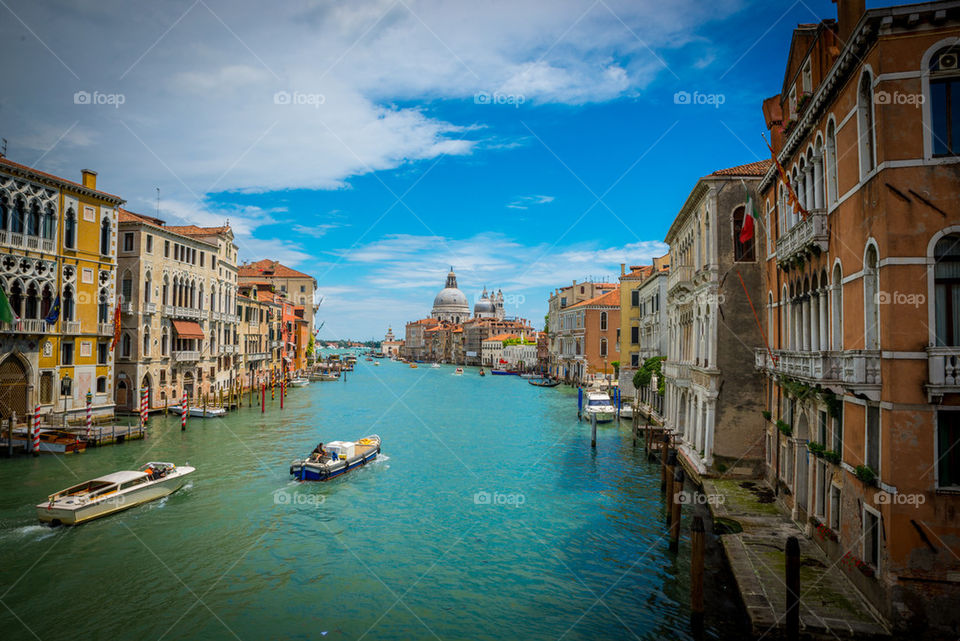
121, 272, 133, 303
143, 325, 150, 357
934, 234, 960, 346
62, 285, 75, 321
864, 245, 880, 349
930, 46, 960, 156
144, 273, 151, 303
162, 327, 169, 356
826, 120, 839, 205
122, 333, 132, 358
42, 205, 55, 239
0, 194, 8, 230
599, 311, 607, 331
26, 201, 39, 236
832, 264, 843, 350
858, 72, 876, 177
64, 208, 77, 249
11, 197, 25, 234
100, 217, 111, 255
599, 337, 607, 357
733, 206, 755, 262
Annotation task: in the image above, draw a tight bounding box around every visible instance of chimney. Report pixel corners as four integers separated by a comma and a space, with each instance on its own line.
833, 0, 865, 46
81, 169, 97, 190
620, 263, 626, 276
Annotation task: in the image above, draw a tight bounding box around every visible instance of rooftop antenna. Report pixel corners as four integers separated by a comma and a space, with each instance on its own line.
0, 138, 6, 157
156, 187, 160, 217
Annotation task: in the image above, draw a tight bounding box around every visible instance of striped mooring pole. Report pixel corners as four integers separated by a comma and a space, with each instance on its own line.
85, 392, 92, 441
181, 390, 187, 431
140, 388, 148, 430
32, 405, 41, 456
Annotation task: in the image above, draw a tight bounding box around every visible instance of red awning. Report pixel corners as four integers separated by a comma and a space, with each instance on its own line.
172, 320, 204, 339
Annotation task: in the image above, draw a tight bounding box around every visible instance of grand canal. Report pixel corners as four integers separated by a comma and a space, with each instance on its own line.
0, 357, 742, 640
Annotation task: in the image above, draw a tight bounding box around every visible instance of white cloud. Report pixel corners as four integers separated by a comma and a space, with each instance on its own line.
507, 194, 555, 209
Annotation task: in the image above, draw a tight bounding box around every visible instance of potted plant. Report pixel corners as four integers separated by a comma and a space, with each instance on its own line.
808, 441, 826, 456
776, 419, 792, 437
761, 410, 772, 421
823, 450, 841, 465
854, 465, 877, 486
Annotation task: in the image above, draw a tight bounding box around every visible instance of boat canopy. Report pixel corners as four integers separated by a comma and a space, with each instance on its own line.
92, 470, 148, 484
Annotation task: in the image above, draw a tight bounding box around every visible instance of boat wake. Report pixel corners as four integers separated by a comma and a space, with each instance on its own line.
4, 524, 59, 541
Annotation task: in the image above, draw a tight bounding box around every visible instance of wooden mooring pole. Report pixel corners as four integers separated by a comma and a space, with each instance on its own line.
690, 515, 705, 639
669, 467, 684, 552
664, 449, 677, 525
590, 412, 597, 449
660, 434, 670, 492
786, 536, 800, 641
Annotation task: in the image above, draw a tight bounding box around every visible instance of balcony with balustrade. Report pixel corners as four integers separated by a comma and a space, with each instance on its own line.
166, 306, 201, 320
62, 320, 82, 334
246, 352, 268, 362
98, 322, 114, 335
173, 350, 200, 362
926, 346, 960, 400
219, 344, 236, 354
776, 210, 828, 266
143, 302, 157, 314
755, 348, 881, 390
121, 301, 135, 314
0, 230, 56, 254
0, 318, 50, 334
667, 264, 694, 295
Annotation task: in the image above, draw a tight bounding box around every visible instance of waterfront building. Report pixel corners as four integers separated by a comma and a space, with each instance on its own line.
556, 286, 620, 384
402, 318, 439, 361
431, 267, 470, 324
502, 334, 538, 371
239, 259, 318, 330
382, 327, 403, 358
0, 158, 124, 423
462, 317, 535, 366
166, 224, 240, 393
236, 286, 273, 390
753, 1, 960, 632
663, 161, 769, 477
619, 257, 670, 418
546, 280, 618, 378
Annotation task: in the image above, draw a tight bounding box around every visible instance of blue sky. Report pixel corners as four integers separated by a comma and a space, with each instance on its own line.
0, 0, 918, 339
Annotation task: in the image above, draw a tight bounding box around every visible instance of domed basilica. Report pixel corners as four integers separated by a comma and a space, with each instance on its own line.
430, 267, 504, 323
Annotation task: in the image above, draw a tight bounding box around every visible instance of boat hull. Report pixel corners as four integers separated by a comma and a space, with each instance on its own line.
37, 467, 194, 525
290, 438, 380, 482
585, 409, 616, 424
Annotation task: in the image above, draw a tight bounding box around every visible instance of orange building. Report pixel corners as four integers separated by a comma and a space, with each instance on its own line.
556, 287, 619, 383
754, 1, 960, 633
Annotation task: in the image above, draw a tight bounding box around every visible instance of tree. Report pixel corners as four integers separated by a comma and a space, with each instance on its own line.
633, 356, 664, 396
611, 360, 620, 378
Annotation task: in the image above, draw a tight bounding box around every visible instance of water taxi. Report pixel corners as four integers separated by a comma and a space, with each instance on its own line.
431, 363, 441, 368
454, 367, 464, 375
37, 462, 195, 526
410, 363, 418, 369
290, 435, 381, 481
290, 378, 310, 387
583, 391, 616, 423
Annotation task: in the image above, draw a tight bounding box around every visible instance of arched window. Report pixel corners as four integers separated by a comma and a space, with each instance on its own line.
599, 311, 607, 331
162, 327, 169, 356
100, 217, 111, 255
144, 273, 151, 303
25, 282, 39, 319
768, 292, 774, 347
121, 271, 133, 304
733, 206, 755, 261
864, 246, 880, 349
934, 234, 960, 346
11, 197, 25, 234
42, 204, 55, 239
122, 333, 132, 358
162, 275, 169, 305
143, 325, 150, 357
929, 45, 960, 157
781, 285, 789, 350
832, 264, 843, 350
826, 120, 839, 205
600, 337, 608, 357
858, 71, 876, 177
0, 194, 8, 230
26, 201, 39, 236
64, 208, 76, 249
40, 284, 53, 319
98, 288, 110, 323
62, 285, 75, 321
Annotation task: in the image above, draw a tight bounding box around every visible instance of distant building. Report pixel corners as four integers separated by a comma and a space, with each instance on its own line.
431, 267, 470, 324
382, 327, 403, 358
546, 280, 618, 378
555, 286, 620, 383
239, 259, 318, 330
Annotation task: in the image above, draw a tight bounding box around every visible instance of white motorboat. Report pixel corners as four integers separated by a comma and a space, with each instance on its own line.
453, 367, 464, 376
431, 363, 441, 368
583, 391, 616, 423
290, 435, 381, 481
619, 403, 634, 419
171, 405, 226, 418
290, 378, 310, 387
37, 462, 195, 525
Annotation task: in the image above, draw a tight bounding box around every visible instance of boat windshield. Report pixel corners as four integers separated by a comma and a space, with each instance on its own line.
587, 399, 612, 407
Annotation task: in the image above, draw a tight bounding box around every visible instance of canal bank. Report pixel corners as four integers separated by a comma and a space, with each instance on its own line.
2, 358, 745, 641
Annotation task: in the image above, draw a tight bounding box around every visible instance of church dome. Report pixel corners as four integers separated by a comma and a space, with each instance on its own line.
434, 288, 468, 308
474, 298, 495, 315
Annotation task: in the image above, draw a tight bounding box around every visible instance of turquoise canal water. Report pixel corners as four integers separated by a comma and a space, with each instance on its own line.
0, 357, 742, 640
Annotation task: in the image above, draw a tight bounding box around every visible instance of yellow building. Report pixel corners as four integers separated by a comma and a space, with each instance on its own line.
0, 157, 124, 424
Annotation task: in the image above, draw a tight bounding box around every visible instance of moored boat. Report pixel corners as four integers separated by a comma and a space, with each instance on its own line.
583, 391, 616, 423
491, 369, 518, 375
619, 403, 634, 419
290, 378, 310, 387
37, 462, 195, 525
9, 429, 87, 454
171, 405, 226, 418
290, 435, 381, 481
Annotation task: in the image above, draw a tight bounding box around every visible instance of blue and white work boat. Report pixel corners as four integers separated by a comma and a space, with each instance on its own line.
290, 435, 381, 481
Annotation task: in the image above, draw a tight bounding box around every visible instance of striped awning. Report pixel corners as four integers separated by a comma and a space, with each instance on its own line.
172, 320, 204, 339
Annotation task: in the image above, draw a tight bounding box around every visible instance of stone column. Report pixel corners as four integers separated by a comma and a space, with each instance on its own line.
802, 296, 810, 351
810, 292, 819, 352
704, 399, 715, 467
805, 165, 815, 211
813, 153, 824, 210
819, 290, 829, 351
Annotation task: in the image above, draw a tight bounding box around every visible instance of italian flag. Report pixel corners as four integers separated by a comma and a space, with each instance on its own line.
0, 287, 17, 324
739, 179, 759, 243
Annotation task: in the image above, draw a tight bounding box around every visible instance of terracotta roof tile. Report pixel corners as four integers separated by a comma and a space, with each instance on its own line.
568, 286, 621, 309
165, 224, 232, 236
239, 259, 313, 280
711, 160, 772, 177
